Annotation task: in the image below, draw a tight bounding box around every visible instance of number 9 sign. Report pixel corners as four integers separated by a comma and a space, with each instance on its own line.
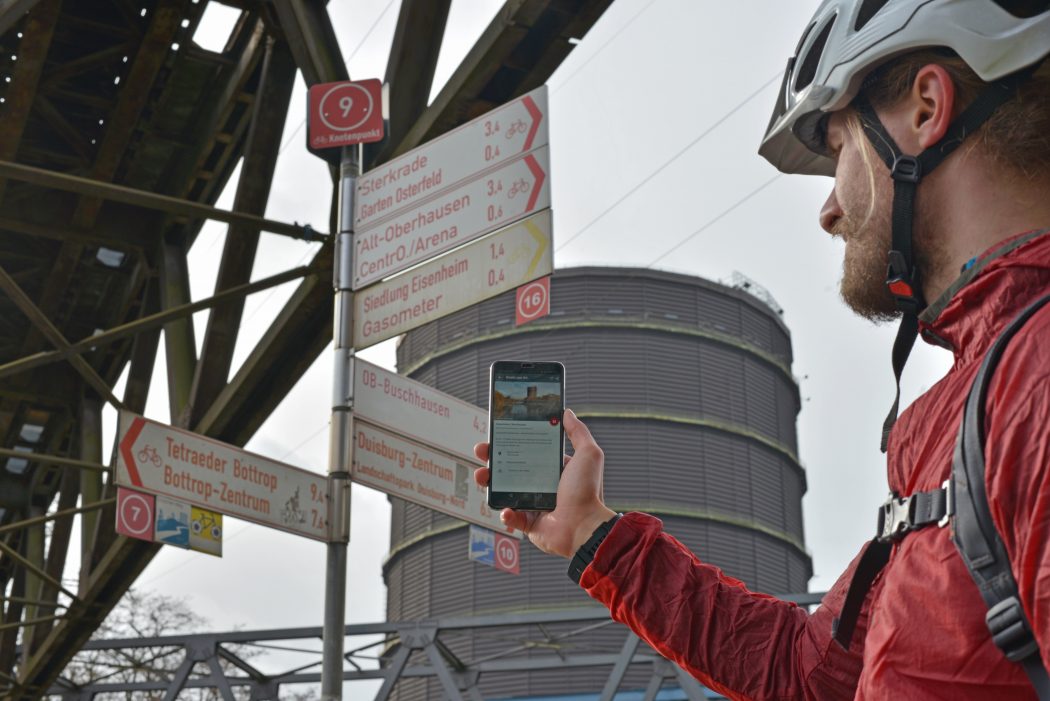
308, 79, 384, 150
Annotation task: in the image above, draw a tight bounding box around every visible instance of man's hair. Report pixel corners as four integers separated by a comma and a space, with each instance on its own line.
860, 50, 1050, 180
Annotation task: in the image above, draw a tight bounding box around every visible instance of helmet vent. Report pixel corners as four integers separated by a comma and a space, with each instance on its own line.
990, 0, 1050, 18
855, 0, 891, 30
794, 17, 835, 92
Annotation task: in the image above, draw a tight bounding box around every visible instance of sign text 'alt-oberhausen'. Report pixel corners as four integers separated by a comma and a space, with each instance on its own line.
353, 209, 552, 348
353, 147, 550, 290
115, 411, 329, 541
352, 86, 549, 289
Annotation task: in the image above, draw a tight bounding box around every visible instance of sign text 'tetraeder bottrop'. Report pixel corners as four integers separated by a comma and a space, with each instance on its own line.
115, 411, 329, 541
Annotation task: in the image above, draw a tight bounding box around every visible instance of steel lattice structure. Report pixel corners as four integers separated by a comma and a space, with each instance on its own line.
0, 1, 616, 696
44, 601, 822, 700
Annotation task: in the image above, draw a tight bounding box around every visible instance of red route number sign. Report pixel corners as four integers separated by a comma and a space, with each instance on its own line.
494, 533, 520, 575
116, 487, 155, 542
308, 79, 384, 150
516, 276, 550, 326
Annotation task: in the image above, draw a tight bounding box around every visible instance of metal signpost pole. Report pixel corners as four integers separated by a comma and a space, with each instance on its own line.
323, 143, 360, 701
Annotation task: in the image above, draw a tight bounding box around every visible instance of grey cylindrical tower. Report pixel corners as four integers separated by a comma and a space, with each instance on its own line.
385, 267, 809, 700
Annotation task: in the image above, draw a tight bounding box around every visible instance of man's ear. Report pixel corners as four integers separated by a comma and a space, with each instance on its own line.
912, 63, 956, 149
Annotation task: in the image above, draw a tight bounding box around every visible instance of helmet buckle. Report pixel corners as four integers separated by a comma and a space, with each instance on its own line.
890, 154, 921, 183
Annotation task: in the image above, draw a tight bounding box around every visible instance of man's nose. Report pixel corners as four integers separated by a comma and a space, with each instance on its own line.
820, 189, 841, 234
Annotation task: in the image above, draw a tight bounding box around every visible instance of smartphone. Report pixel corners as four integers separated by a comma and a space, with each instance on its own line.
487, 360, 565, 511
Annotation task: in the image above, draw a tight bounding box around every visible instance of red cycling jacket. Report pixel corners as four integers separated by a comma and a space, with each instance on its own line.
582, 230, 1050, 699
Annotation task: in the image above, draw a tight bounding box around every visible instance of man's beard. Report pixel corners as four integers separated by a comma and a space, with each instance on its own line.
833, 211, 899, 323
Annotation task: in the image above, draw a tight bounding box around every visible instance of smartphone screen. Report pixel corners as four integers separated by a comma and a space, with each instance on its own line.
488, 361, 565, 511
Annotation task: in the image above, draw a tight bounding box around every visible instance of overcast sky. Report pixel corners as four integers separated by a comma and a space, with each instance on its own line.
87, 0, 958, 693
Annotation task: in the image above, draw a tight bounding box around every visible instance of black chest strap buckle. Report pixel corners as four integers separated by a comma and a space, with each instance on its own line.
834, 482, 953, 650
877, 480, 952, 543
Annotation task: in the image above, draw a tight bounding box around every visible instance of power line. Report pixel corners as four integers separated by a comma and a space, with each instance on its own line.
555, 72, 780, 253
278, 422, 330, 462
645, 173, 782, 267
277, 0, 397, 156
551, 0, 659, 95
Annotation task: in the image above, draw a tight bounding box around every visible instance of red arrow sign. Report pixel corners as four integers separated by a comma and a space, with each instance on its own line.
522, 95, 543, 152
119, 416, 146, 487
524, 153, 546, 213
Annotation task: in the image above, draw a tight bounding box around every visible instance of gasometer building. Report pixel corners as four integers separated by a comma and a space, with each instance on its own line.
385, 266, 809, 700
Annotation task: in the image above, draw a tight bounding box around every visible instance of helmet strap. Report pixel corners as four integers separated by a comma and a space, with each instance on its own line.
851, 64, 1039, 452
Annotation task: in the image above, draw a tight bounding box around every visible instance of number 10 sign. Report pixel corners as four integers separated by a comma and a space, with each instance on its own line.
308, 79, 384, 150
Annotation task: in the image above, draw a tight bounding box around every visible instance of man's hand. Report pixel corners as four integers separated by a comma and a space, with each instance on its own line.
474, 409, 616, 559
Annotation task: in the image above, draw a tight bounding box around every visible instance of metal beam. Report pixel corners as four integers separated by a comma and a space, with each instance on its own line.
14, 536, 160, 697
0, 448, 105, 483
0, 213, 151, 250
0, 264, 318, 382
0, 0, 58, 163
194, 243, 333, 445
32, 95, 94, 165
29, 464, 78, 650
0, 264, 125, 409
21, 506, 44, 659
0, 160, 318, 241
376, 0, 452, 160
0, 539, 78, 605
162, 15, 266, 202
78, 397, 103, 592
70, 0, 186, 229
159, 241, 196, 427
387, 0, 615, 161
270, 0, 348, 86
0, 0, 44, 37
0, 499, 114, 538
189, 38, 298, 427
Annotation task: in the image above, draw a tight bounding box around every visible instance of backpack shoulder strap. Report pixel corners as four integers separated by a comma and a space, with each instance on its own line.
951, 293, 1050, 698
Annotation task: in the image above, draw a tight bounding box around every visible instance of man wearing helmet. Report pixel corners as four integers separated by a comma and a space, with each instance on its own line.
475, 1, 1050, 697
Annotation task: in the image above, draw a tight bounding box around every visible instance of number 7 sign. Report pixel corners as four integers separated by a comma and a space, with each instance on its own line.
116, 487, 155, 542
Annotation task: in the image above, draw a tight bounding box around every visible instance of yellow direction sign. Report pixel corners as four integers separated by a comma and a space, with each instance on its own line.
353, 209, 552, 349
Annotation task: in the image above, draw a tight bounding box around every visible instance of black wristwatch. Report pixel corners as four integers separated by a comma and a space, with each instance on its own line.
567, 513, 623, 585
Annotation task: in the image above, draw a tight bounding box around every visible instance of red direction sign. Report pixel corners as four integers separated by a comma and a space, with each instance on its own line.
355, 85, 548, 234
308, 79, 384, 150
116, 411, 330, 541
516, 276, 550, 326
116, 487, 155, 541
494, 533, 520, 574
353, 147, 550, 289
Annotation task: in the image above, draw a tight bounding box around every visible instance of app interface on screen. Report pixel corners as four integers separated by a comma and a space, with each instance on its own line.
491, 373, 562, 493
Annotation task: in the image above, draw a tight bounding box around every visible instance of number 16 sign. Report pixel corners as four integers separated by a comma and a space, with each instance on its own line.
308, 79, 384, 150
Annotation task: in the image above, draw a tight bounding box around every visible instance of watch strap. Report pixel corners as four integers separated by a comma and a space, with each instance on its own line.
567, 513, 623, 585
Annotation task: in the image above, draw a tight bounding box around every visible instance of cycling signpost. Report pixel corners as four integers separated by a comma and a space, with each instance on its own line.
114, 411, 329, 541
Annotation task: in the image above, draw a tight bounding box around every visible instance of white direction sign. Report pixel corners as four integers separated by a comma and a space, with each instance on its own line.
354, 358, 486, 464
352, 420, 519, 537
353, 146, 550, 289
355, 85, 548, 232
115, 411, 329, 542
353, 209, 553, 349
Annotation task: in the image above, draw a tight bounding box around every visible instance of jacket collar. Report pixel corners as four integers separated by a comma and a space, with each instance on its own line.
918, 229, 1050, 362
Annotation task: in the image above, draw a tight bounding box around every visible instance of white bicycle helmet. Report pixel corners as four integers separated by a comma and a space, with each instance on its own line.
760, 0, 1050, 176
